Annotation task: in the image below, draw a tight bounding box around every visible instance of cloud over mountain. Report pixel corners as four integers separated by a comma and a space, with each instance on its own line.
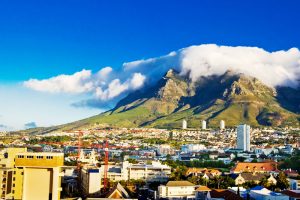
23, 44, 300, 107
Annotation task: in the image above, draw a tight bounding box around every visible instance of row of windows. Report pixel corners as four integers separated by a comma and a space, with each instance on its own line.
17, 155, 54, 159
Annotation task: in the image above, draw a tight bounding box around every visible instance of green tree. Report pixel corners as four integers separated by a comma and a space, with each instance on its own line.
276, 172, 289, 190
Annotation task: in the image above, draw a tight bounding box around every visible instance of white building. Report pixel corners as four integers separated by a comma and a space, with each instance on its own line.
81, 166, 102, 195
181, 144, 206, 153
237, 124, 251, 151
97, 161, 171, 182
182, 120, 187, 129
220, 120, 225, 130
158, 181, 196, 199
201, 120, 207, 130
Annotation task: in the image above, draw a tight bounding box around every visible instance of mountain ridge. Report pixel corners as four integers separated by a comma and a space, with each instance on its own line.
16, 69, 300, 134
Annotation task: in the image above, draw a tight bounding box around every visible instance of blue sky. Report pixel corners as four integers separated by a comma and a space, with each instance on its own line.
0, 0, 300, 130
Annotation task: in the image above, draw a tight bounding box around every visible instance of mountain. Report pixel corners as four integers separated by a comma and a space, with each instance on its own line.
50, 69, 300, 131
18, 70, 300, 133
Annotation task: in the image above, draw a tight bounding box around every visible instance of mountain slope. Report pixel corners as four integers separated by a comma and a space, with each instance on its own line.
62, 70, 300, 130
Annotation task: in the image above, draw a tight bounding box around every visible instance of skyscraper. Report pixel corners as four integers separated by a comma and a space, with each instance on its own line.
201, 120, 206, 130
220, 120, 225, 130
182, 120, 187, 129
237, 124, 251, 151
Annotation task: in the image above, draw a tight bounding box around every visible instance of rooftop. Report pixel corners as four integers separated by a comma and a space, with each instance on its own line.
166, 181, 195, 187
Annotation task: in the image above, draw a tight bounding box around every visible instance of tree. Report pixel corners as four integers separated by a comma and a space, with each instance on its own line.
276, 172, 289, 190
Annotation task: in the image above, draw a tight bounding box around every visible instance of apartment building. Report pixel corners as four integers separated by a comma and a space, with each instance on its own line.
158, 181, 196, 200
13, 152, 64, 200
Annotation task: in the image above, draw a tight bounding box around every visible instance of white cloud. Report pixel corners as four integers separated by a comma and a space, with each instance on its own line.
24, 69, 94, 93
123, 44, 300, 88
95, 73, 146, 100
24, 44, 300, 107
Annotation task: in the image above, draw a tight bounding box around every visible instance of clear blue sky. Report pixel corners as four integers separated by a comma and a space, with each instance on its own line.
0, 0, 299, 130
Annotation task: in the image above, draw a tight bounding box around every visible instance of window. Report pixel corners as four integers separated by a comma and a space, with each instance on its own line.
17, 155, 24, 158
46, 156, 53, 159
37, 156, 44, 159
26, 156, 33, 159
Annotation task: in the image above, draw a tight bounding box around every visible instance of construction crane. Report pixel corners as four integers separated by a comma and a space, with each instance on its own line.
103, 139, 109, 190
77, 131, 83, 171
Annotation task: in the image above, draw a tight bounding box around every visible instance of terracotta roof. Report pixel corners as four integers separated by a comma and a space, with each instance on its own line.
231, 162, 277, 173
196, 186, 211, 191
166, 181, 195, 187
209, 189, 243, 200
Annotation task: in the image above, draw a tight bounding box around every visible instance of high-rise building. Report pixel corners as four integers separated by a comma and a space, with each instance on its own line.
182, 120, 187, 129
201, 120, 206, 130
237, 124, 251, 151
220, 120, 225, 130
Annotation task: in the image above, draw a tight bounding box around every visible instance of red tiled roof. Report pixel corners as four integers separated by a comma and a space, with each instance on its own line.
231, 162, 277, 173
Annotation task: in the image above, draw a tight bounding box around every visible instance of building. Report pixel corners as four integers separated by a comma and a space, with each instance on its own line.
14, 152, 64, 200
158, 181, 196, 199
0, 148, 27, 200
97, 161, 171, 182
234, 173, 277, 185
181, 144, 206, 153
230, 162, 278, 174
81, 165, 102, 195
237, 124, 251, 151
249, 186, 288, 200
220, 120, 225, 130
127, 161, 171, 182
182, 120, 187, 129
201, 120, 206, 130
158, 144, 175, 156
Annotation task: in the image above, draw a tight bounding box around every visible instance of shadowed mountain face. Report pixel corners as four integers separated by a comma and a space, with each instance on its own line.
61, 69, 300, 130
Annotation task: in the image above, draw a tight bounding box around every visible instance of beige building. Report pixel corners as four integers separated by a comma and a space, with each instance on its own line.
158, 181, 196, 199
14, 152, 64, 200
0, 148, 27, 199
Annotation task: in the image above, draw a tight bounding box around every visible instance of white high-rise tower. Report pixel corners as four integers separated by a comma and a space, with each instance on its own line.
201, 120, 206, 130
237, 124, 251, 151
220, 120, 225, 130
182, 120, 187, 129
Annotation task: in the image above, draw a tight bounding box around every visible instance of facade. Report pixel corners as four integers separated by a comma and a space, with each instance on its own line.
182, 120, 187, 129
181, 144, 206, 153
158, 144, 175, 156
0, 148, 27, 200
201, 120, 206, 130
98, 161, 171, 182
81, 166, 102, 195
158, 181, 196, 199
220, 120, 225, 130
14, 152, 64, 200
234, 173, 277, 185
237, 124, 251, 151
